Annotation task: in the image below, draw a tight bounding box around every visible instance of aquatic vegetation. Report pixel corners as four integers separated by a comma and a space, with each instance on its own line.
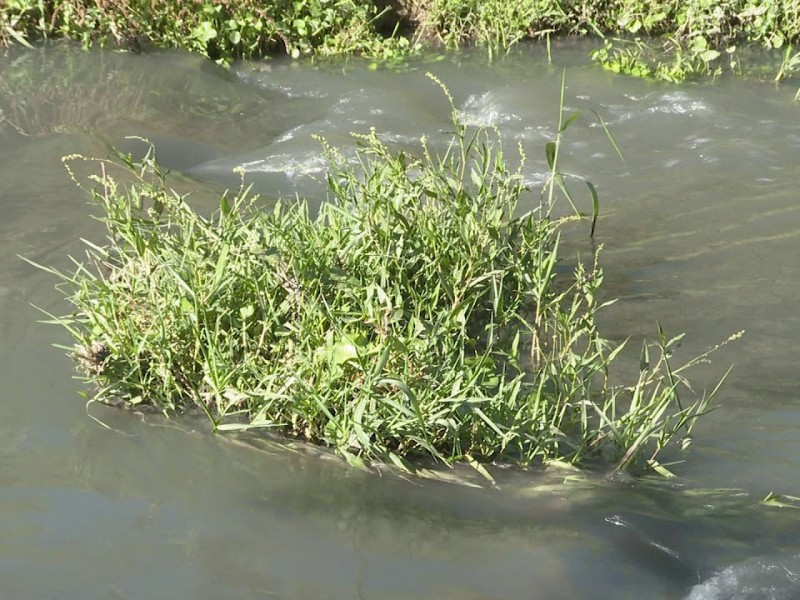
31, 77, 728, 478
590, 38, 728, 84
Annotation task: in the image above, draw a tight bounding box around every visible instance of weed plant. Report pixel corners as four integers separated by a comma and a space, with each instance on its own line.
0, 0, 415, 63
4, 1, 800, 81
423, 0, 800, 82
34, 76, 728, 477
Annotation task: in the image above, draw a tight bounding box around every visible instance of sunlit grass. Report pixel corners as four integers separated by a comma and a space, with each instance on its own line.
29, 77, 732, 478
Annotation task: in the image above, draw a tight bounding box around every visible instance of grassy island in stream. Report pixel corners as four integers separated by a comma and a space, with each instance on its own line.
3, 1, 800, 82
33, 78, 731, 478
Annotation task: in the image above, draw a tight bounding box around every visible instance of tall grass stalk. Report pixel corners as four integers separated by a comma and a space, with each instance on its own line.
31, 78, 731, 477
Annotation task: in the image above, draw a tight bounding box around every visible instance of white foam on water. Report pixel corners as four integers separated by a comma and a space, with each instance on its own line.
458, 91, 521, 127
234, 69, 331, 99
684, 555, 800, 600
603, 91, 710, 126
239, 152, 329, 178
647, 91, 709, 116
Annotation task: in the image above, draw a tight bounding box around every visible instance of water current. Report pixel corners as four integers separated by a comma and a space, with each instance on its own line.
1, 41, 800, 599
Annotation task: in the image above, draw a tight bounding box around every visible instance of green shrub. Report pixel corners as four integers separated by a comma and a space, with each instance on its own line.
422, 0, 569, 54
34, 77, 727, 477
4, 1, 800, 80
0, 0, 414, 62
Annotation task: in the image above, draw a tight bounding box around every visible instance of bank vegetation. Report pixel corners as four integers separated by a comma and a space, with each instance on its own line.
3, 1, 800, 81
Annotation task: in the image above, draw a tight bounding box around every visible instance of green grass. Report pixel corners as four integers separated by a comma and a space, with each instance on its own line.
31, 76, 731, 478
0, 0, 416, 63
4, 0, 800, 82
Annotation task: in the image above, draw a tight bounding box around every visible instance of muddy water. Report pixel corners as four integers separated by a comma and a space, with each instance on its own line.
2, 43, 800, 599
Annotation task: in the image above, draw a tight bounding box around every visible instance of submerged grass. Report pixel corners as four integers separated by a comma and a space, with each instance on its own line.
33, 76, 731, 477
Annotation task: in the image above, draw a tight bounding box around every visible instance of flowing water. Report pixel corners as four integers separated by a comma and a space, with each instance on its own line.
2, 42, 800, 599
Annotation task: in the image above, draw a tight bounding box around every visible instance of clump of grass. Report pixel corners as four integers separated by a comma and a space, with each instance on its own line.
33, 76, 728, 477
0, 0, 416, 63
4, 1, 800, 83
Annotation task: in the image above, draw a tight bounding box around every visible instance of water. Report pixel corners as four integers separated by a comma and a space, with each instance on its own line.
2, 42, 800, 599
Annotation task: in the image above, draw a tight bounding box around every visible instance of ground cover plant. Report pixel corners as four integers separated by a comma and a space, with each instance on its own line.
423, 0, 800, 82
3, 0, 800, 83
33, 76, 729, 478
0, 0, 416, 62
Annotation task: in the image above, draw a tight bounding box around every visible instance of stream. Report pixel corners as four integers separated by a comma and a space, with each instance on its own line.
2, 41, 800, 599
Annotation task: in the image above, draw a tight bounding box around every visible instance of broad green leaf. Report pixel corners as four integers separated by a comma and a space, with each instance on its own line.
545, 141, 556, 169
560, 111, 581, 133
330, 338, 360, 366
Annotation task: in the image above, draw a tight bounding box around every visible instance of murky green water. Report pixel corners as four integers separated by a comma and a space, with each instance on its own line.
2, 43, 800, 599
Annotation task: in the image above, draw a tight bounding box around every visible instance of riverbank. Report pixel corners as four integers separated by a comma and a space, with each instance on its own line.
2, 1, 800, 81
